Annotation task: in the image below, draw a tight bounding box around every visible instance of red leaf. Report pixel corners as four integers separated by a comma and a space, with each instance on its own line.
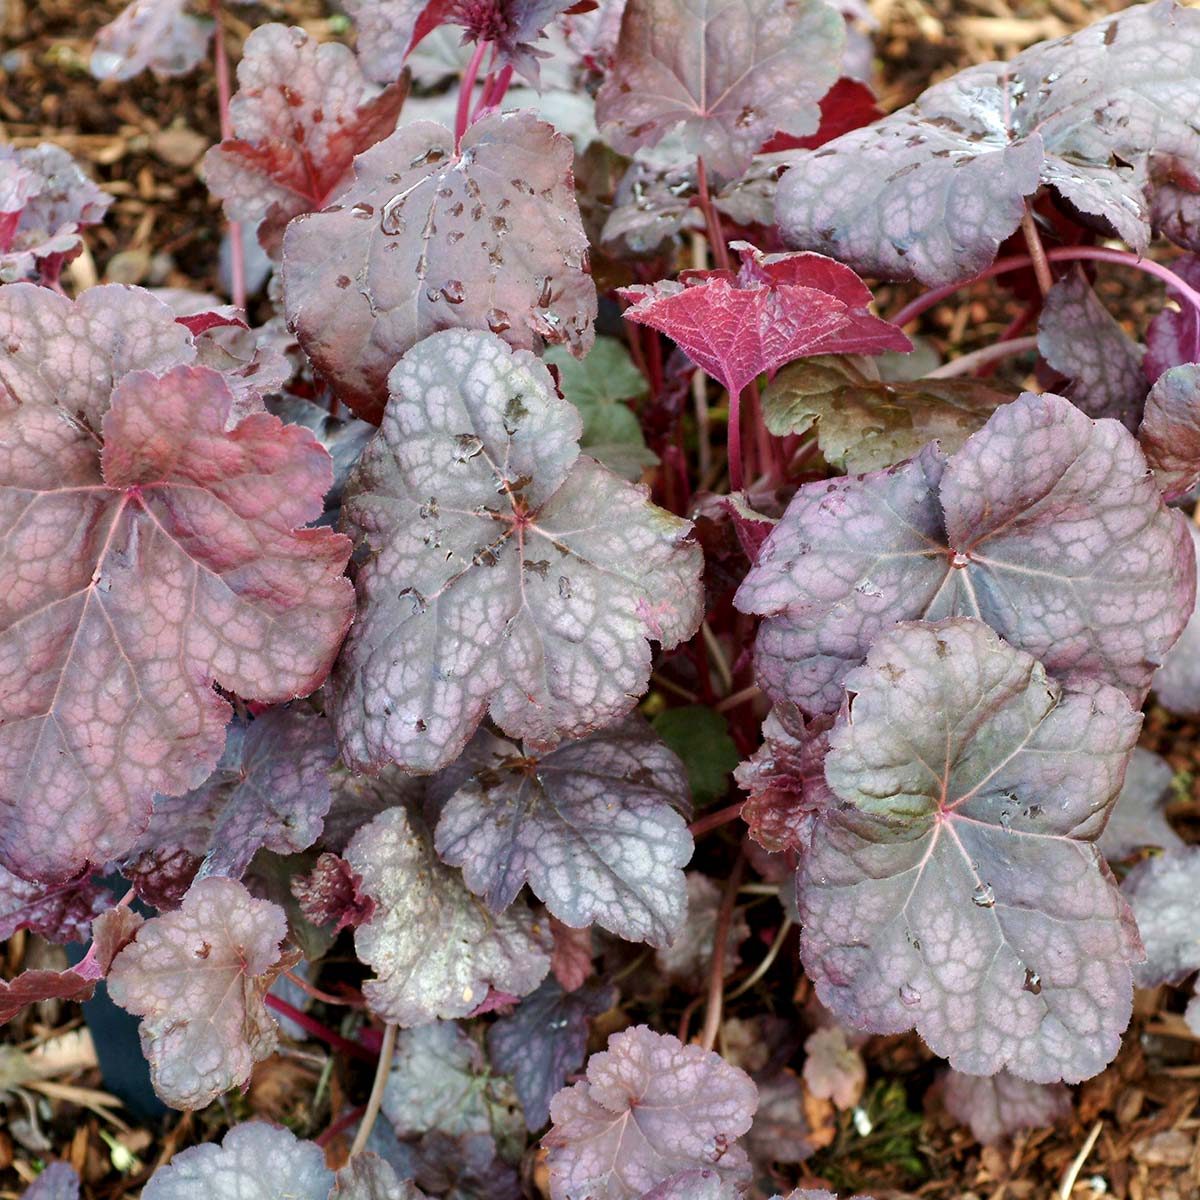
0, 969, 97, 1022
759, 77, 882, 153
291, 852, 376, 933
619, 241, 910, 397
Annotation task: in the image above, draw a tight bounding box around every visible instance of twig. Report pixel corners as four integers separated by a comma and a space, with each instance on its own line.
1020, 200, 1053, 296
689, 800, 745, 838
724, 915, 793, 1000
350, 1023, 398, 1156
1058, 1120, 1103, 1199
715, 684, 761, 713
209, 0, 245, 311
701, 621, 734, 694
699, 851, 746, 1052
926, 335, 1040, 379
281, 967, 365, 1009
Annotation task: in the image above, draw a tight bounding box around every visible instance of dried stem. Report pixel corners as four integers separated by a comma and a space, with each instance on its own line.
715, 684, 761, 713
725, 915, 793, 1001
349, 1022, 398, 1156
926, 335, 1040, 379
689, 800, 745, 839
210, 0, 245, 311
1058, 1120, 1104, 1199
1020, 201, 1053, 296
699, 851, 746, 1052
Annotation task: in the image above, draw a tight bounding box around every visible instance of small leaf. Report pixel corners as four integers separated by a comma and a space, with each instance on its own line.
332, 329, 703, 773
619, 241, 910, 399
802, 1027, 865, 1111
488, 977, 616, 1128
292, 852, 377, 932
107, 876, 291, 1109
141, 1121, 334, 1199
1098, 747, 1183, 862
942, 1069, 1071, 1146
20, 1164, 79, 1200
91, 0, 214, 81
544, 1025, 759, 1199
1037, 268, 1147, 428
1139, 363, 1200, 499
346, 805, 551, 1025
651, 706, 739, 808
799, 618, 1143, 1083
596, 0, 845, 178
282, 112, 597, 423
761, 355, 1011, 472
550, 918, 595, 992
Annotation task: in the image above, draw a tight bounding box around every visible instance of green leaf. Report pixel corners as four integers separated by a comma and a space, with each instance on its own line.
545, 337, 658, 481
651, 706, 739, 808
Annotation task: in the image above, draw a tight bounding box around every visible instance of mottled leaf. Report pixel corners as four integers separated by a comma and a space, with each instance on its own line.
345, 0, 449, 83
776, 1, 1200, 285
488, 977, 615, 1129
544, 1025, 758, 1199
0, 362, 353, 883
761, 355, 1011, 472
321, 764, 426, 854
0, 868, 110, 943
651, 706, 739, 808
141, 1121, 334, 1200
736, 391, 1195, 716
282, 112, 596, 423
735, 704, 834, 855
332, 329, 702, 773
595, 0, 844, 178
91, 0, 214, 81
942, 1069, 1071, 1145
20, 1164, 79, 1200
436, 718, 692, 944
1139, 363, 1200, 499
544, 337, 657, 482
292, 852, 377, 932
1145, 254, 1200, 382
204, 24, 408, 255
798, 619, 1143, 1082
1099, 748, 1183, 861
334, 1155, 428, 1200
1037, 268, 1147, 428
266, 395, 376, 513
640, 1171, 740, 1200
1124, 845, 1200, 988
655, 873, 748, 987
107, 876, 290, 1109
0, 969, 98, 1023
382, 1129, 521, 1200
619, 242, 910, 398
1155, 522, 1200, 715
803, 1027, 865, 1110
346, 805, 550, 1025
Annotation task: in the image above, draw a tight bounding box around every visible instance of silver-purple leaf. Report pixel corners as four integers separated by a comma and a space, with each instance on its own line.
1145, 254, 1200, 382
332, 330, 703, 774
942, 1069, 1071, 1145
736, 391, 1195, 716
107, 876, 290, 1109
1123, 845, 1200, 988
488, 977, 616, 1129
802, 1027, 865, 1111
334, 1155, 428, 1200
654, 872, 748, 987
595, 0, 845, 179
20, 1165, 79, 1200
776, 1, 1200, 286
1098, 747, 1183, 862
282, 112, 596, 423
799, 619, 1143, 1083
1154, 521, 1200, 716
1037, 268, 1147, 429
0, 867, 110, 943
91, 0, 214, 81
141, 1121, 334, 1200
1139, 363, 1200, 499
344, 0, 440, 84
544, 1025, 758, 1200
434, 718, 692, 945
345, 805, 551, 1025
639, 1171, 740, 1200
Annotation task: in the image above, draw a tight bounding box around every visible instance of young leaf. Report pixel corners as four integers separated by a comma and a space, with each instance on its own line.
1138, 363, 1200, 500
1145, 254, 1200, 382
776, 1, 1200, 285
282, 112, 597, 423
802, 1027, 865, 1111
345, 805, 551, 1025
1155, 523, 1200, 716
203, 24, 408, 256
619, 242, 910, 399
292, 852, 377, 932
735, 704, 834, 854
334, 1155, 428, 1200
544, 1025, 759, 1199
1037, 268, 1147, 429
761, 355, 1010, 474
595, 0, 845, 179
798, 619, 1143, 1083
435, 718, 692, 944
1098, 747, 1184, 861
20, 1164, 79, 1200
141, 1121, 334, 1200
119, 709, 336, 904
0, 868, 110, 944
651, 706, 739, 808
107, 876, 291, 1109
91, 0, 214, 81
942, 1069, 1071, 1146
0, 362, 353, 884
488, 978, 616, 1129
332, 329, 703, 774
0, 144, 112, 285
736, 391, 1195, 716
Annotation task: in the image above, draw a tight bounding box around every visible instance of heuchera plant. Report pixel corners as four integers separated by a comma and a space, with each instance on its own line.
5, 0, 1200, 1195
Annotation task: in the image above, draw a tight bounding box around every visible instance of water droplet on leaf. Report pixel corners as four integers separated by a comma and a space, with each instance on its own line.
971, 882, 995, 907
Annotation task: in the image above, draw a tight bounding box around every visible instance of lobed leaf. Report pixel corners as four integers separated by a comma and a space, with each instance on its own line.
204, 24, 408, 256
595, 0, 845, 179
1098, 747, 1183, 861
0, 968, 99, 1023
107, 876, 291, 1109
344, 0, 449, 84
0, 868, 110, 944
619, 241, 910, 399
332, 329, 702, 773
736, 391, 1195, 716
776, 1, 1200, 286
91, 0, 214, 81
651, 706, 739, 808
1138, 363, 1200, 499
544, 1025, 759, 1199
802, 1027, 865, 1110
761, 356, 1010, 473
798, 619, 1143, 1082
435, 717, 692, 945
0, 362, 353, 883
942, 1069, 1071, 1145
345, 805, 551, 1025
282, 112, 596, 423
